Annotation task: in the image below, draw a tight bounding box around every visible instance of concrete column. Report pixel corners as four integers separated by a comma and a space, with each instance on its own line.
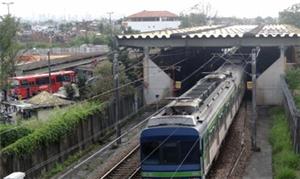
143, 47, 150, 89
142, 47, 173, 104
256, 46, 286, 105
280, 46, 286, 59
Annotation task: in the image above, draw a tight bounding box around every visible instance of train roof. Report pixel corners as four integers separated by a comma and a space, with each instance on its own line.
145, 62, 245, 133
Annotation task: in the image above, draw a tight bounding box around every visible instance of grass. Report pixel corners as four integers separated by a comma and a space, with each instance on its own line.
270, 107, 300, 179
41, 144, 97, 179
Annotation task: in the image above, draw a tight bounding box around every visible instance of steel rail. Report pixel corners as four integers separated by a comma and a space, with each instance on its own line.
100, 145, 140, 179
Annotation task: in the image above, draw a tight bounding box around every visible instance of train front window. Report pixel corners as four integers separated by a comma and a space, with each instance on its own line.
141, 139, 200, 165
181, 141, 200, 164
141, 142, 159, 165
161, 142, 179, 164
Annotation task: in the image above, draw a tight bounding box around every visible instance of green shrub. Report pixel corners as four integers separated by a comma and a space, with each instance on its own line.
276, 167, 297, 179
270, 109, 293, 154
274, 150, 300, 170
0, 102, 102, 156
270, 107, 300, 179
0, 125, 33, 148
286, 68, 300, 90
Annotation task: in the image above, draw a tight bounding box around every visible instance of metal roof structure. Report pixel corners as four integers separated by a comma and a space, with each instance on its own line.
117, 24, 300, 47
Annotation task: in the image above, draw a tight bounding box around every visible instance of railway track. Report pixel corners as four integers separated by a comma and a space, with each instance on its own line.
99, 145, 141, 179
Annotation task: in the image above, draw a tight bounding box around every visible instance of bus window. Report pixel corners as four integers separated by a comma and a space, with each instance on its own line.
36, 77, 49, 85
56, 75, 64, 82
56, 75, 71, 82
63, 75, 71, 82
11, 80, 20, 87
21, 80, 29, 86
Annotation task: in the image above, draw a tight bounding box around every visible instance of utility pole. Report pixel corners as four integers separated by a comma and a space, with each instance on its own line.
47, 50, 52, 93
2, 1, 13, 15
107, 12, 113, 35
108, 11, 121, 144
113, 51, 121, 144
48, 36, 52, 93
251, 47, 260, 152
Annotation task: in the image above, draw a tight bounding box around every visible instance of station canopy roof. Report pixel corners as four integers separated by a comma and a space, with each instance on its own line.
117, 24, 300, 48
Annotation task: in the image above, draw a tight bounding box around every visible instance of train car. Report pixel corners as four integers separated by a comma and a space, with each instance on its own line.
140, 62, 245, 178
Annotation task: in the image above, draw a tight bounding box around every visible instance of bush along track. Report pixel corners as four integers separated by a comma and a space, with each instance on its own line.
0, 102, 102, 156
270, 107, 300, 179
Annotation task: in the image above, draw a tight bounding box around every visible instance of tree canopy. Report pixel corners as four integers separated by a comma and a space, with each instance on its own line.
279, 3, 300, 27
0, 15, 19, 90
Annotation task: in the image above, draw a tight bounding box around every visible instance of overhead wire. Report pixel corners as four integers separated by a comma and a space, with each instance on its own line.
171, 138, 201, 179
22, 48, 246, 176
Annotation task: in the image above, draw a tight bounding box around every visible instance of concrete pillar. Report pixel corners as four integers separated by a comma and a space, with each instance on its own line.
143, 47, 150, 104
142, 47, 173, 104
256, 46, 286, 105
280, 46, 285, 59
143, 47, 150, 88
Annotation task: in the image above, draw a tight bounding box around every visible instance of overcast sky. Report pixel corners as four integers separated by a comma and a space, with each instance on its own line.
0, 0, 299, 21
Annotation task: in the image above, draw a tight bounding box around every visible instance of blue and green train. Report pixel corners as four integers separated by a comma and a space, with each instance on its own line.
140, 62, 245, 178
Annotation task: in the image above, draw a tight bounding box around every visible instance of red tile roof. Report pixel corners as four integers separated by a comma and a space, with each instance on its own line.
127, 10, 178, 18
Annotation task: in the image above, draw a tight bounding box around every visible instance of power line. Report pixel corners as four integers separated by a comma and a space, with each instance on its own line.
181, 55, 217, 83
57, 104, 169, 179
171, 138, 201, 179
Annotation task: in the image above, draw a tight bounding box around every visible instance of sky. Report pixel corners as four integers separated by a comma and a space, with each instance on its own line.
0, 0, 299, 21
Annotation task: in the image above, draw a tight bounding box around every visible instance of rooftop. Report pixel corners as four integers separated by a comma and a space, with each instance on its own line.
127, 10, 178, 18
117, 24, 300, 47
27, 91, 73, 108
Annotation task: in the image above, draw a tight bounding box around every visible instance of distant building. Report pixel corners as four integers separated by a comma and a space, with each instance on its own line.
122, 10, 181, 32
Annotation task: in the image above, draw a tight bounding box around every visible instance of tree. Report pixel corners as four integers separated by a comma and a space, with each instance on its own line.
85, 60, 133, 100
0, 15, 19, 99
64, 83, 75, 99
180, 1, 217, 27
279, 3, 300, 27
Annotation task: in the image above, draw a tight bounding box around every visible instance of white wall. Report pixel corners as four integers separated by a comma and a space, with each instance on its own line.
143, 56, 173, 104
256, 52, 286, 105
125, 21, 180, 32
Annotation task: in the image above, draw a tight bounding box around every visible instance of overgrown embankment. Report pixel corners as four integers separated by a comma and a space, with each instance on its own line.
270, 108, 300, 179
1, 102, 101, 156
270, 68, 300, 179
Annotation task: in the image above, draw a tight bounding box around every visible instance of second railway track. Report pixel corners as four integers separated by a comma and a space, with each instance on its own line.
100, 145, 140, 179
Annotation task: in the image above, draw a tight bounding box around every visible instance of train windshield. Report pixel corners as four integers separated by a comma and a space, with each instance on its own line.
141, 139, 200, 165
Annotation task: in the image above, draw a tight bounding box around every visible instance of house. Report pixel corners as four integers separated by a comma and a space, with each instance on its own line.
122, 10, 181, 32
7, 91, 74, 121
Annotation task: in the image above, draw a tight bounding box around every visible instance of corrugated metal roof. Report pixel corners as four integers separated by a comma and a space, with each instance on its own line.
117, 24, 300, 40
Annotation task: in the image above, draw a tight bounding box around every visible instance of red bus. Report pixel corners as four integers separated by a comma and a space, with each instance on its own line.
10, 71, 76, 99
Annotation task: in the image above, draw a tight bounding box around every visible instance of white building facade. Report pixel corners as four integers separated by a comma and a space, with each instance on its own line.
123, 10, 181, 32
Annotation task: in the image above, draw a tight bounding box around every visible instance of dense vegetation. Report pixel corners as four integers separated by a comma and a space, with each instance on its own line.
286, 68, 300, 108
0, 102, 102, 156
0, 125, 33, 148
270, 108, 300, 179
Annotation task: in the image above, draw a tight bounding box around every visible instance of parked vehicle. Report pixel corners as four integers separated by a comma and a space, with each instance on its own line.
10, 71, 76, 99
